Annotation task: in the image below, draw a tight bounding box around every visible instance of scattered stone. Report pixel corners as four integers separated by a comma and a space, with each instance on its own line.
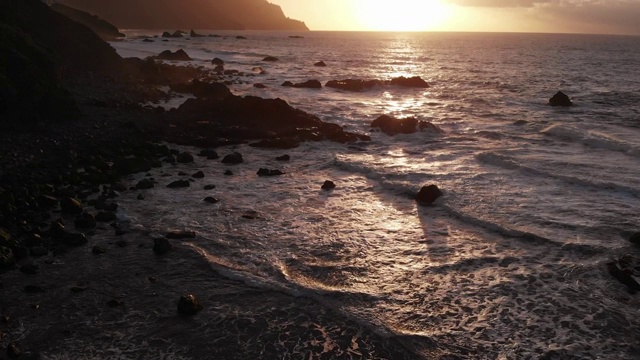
192, 171, 205, 179
224, 170, 233, 176
262, 56, 279, 62
321, 180, 336, 190
177, 294, 203, 315
253, 83, 267, 89
92, 245, 107, 255
211, 57, 224, 65
74, 213, 96, 229
153, 238, 172, 255
176, 152, 195, 163
37, 195, 58, 209
96, 211, 117, 222
549, 91, 573, 106
136, 179, 154, 190
203, 197, 219, 204
416, 185, 443, 205
166, 230, 196, 239
257, 168, 285, 176
221, 152, 243, 164
629, 232, 640, 246
276, 154, 290, 161
204, 184, 216, 190
60, 197, 83, 214
314, 61, 327, 67
282, 81, 294, 87
198, 149, 219, 159
167, 180, 191, 188
325, 79, 380, 92
20, 264, 39, 275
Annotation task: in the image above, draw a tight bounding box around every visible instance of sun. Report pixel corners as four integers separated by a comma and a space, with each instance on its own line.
353, 0, 452, 31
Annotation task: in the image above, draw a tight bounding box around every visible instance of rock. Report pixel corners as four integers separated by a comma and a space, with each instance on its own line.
106, 299, 124, 308
137, 193, 145, 200
104, 202, 119, 212
221, 152, 243, 164
314, 61, 327, 67
169, 80, 231, 99
224, 170, 234, 176
257, 168, 285, 176
607, 261, 640, 293
92, 245, 107, 255
371, 115, 440, 136
30, 246, 48, 257
50, 3, 125, 41
7, 342, 22, 359
250, 138, 300, 149
293, 80, 322, 89
203, 197, 219, 204
74, 213, 96, 229
115, 240, 128, 248
136, 179, 154, 190
416, 185, 442, 205
142, 38, 154, 42
49, 221, 68, 240
95, 211, 117, 222
389, 76, 429, 88
20, 263, 39, 275
630, 232, 640, 246
321, 180, 336, 190
263, 56, 279, 62
176, 152, 195, 163
0, 247, 15, 269
64, 233, 88, 247
177, 294, 203, 315
190, 29, 205, 37
113, 157, 151, 175
276, 155, 291, 161
211, 57, 224, 65
37, 195, 58, 209
549, 91, 572, 106
252, 66, 266, 74
60, 197, 83, 215
167, 180, 190, 188
254, 83, 267, 89
236, 36, 247, 40
192, 171, 205, 179
289, 35, 304, 39
166, 230, 196, 239
153, 238, 172, 255
198, 149, 219, 159
204, 184, 216, 190
326, 79, 381, 92
154, 49, 192, 61
282, 81, 294, 87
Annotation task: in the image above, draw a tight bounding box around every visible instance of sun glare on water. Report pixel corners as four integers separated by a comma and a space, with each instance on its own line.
354, 0, 452, 31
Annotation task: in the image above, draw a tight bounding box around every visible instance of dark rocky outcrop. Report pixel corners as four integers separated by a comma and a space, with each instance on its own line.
192, 171, 205, 179
153, 238, 171, 255
58, 0, 309, 31
630, 232, 640, 247
60, 197, 83, 214
221, 152, 244, 164
607, 260, 640, 294
169, 80, 232, 99
190, 29, 205, 38
314, 61, 327, 67
389, 76, 429, 88
281, 81, 294, 87
176, 152, 194, 163
549, 91, 573, 106
416, 185, 442, 205
203, 197, 219, 204
257, 168, 284, 176
371, 115, 441, 136
276, 155, 290, 161
166, 230, 196, 239
211, 58, 224, 66
51, 3, 125, 41
254, 83, 267, 89
263, 56, 279, 62
136, 178, 154, 190
177, 294, 203, 315
167, 180, 190, 188
293, 80, 322, 89
153, 49, 192, 61
198, 149, 219, 159
326, 79, 381, 92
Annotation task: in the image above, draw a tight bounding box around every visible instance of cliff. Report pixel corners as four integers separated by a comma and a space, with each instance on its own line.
51, 3, 125, 41
56, 0, 309, 31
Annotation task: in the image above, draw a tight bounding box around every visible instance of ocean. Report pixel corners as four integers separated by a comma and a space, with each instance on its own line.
108, 31, 640, 359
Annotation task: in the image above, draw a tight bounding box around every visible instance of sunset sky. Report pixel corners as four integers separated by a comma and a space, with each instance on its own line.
269, 0, 640, 35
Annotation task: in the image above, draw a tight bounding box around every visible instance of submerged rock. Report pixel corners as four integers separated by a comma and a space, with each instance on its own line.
276, 154, 291, 161
416, 185, 442, 205
221, 152, 243, 164
177, 294, 203, 315
293, 80, 322, 89
314, 61, 327, 67
176, 152, 195, 163
192, 171, 205, 179
549, 91, 572, 106
211, 57, 224, 65
190, 29, 205, 37
153, 238, 172, 255
262, 56, 279, 62
257, 168, 285, 176
203, 197, 219, 204
371, 115, 441, 136
254, 83, 267, 89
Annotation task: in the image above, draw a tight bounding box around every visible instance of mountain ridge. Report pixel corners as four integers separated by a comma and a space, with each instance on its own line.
55, 0, 309, 31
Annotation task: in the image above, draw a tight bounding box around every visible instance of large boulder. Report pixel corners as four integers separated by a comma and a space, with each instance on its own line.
177, 294, 203, 315
549, 91, 572, 106
262, 56, 279, 62
154, 49, 192, 61
221, 152, 243, 164
371, 115, 441, 136
389, 76, 429, 88
314, 61, 327, 67
293, 80, 322, 89
416, 185, 442, 205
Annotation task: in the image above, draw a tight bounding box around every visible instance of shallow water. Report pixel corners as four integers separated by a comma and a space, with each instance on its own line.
108, 31, 640, 358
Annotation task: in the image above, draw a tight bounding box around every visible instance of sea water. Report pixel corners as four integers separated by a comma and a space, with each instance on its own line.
109, 31, 640, 359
